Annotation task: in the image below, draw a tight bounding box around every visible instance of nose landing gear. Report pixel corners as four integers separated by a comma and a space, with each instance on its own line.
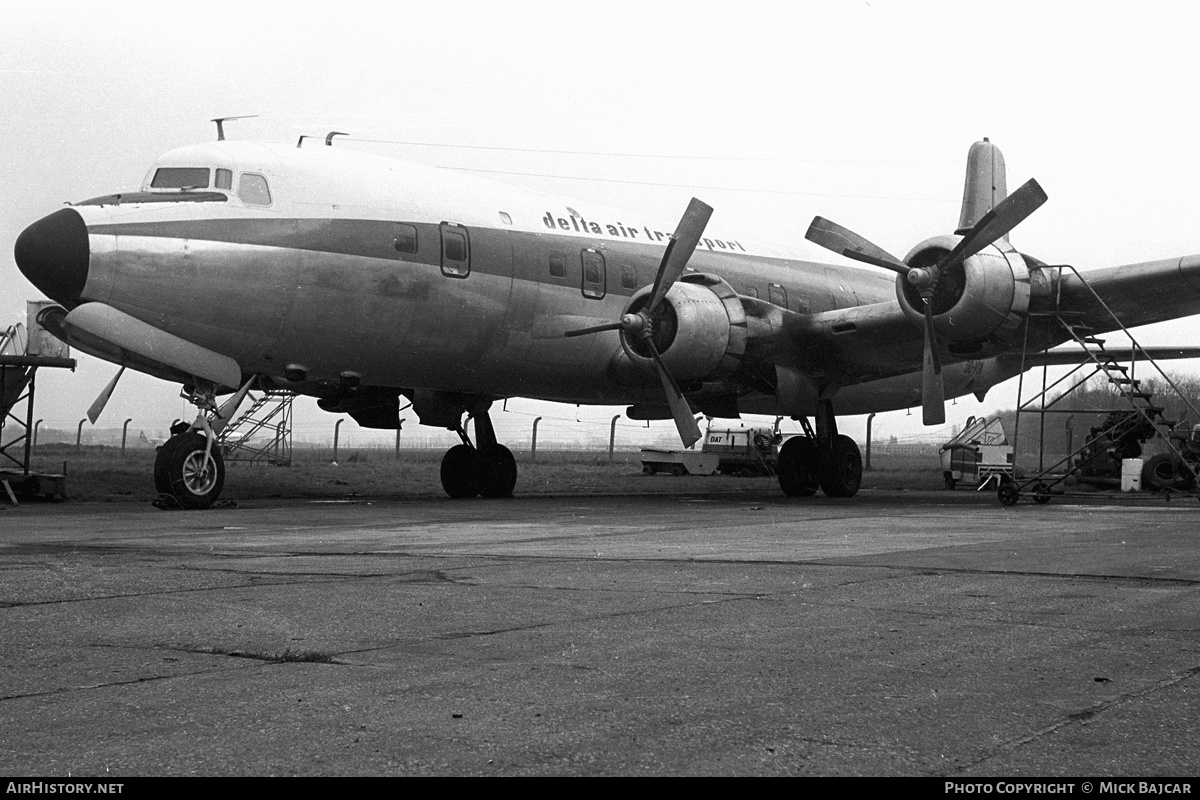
152, 378, 251, 510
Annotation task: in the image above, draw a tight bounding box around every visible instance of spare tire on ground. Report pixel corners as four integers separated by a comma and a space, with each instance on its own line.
1141, 454, 1197, 491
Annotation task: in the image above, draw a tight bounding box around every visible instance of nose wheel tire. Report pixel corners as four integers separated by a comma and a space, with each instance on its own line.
154, 432, 225, 509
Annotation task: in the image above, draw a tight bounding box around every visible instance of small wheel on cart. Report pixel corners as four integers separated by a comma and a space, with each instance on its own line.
997, 480, 1019, 507
1033, 482, 1052, 504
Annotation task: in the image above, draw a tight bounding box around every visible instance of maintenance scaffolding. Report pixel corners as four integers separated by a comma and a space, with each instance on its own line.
1005, 265, 1200, 505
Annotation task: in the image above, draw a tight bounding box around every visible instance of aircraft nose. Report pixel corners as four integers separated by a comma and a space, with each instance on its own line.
14, 207, 90, 306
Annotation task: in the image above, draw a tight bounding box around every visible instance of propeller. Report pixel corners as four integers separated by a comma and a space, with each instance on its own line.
210, 375, 257, 436
805, 178, 1048, 426
86, 366, 126, 424
565, 197, 713, 448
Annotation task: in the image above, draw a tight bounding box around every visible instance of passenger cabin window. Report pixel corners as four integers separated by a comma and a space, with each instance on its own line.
621, 264, 638, 290
548, 252, 566, 278
769, 283, 788, 309
215, 168, 233, 190
151, 167, 210, 189
743, 285, 759, 299
581, 249, 605, 299
440, 223, 470, 277
238, 173, 272, 206
394, 223, 418, 255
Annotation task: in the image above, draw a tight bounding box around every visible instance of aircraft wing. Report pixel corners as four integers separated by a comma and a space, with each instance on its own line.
1027, 346, 1200, 367
1057, 255, 1200, 333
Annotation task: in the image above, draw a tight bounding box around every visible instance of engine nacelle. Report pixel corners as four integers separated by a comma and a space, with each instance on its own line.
621, 275, 747, 382
896, 234, 1031, 345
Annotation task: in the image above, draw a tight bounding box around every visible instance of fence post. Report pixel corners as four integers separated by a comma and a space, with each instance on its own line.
865, 413, 876, 471
530, 417, 542, 463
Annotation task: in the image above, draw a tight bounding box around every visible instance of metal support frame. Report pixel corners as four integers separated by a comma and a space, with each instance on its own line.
1009, 264, 1200, 504
215, 389, 295, 466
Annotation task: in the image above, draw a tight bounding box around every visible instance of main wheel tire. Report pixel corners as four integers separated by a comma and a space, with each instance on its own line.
777, 436, 819, 497
473, 443, 517, 498
440, 444, 478, 498
820, 434, 862, 498
157, 432, 225, 509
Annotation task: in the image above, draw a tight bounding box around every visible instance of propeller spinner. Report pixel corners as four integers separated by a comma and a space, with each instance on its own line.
566, 197, 713, 448
805, 178, 1047, 426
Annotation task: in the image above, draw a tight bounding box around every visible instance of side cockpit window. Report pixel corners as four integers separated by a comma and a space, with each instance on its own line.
150, 167, 210, 189
215, 168, 233, 190
238, 173, 272, 206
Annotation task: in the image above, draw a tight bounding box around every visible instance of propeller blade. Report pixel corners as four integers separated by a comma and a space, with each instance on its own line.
646, 197, 713, 313
920, 299, 945, 426
87, 366, 125, 424
806, 216, 911, 275
936, 178, 1047, 272
564, 321, 624, 338
211, 375, 257, 436
644, 337, 701, 448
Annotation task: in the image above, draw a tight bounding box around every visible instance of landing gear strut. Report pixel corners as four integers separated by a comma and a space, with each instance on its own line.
439, 406, 517, 499
776, 400, 863, 499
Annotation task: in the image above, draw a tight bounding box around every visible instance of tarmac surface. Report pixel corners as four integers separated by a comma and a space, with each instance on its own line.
1, 487, 1198, 776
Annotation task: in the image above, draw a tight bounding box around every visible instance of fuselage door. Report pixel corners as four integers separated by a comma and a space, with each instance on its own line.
581, 248, 606, 299
440, 222, 470, 278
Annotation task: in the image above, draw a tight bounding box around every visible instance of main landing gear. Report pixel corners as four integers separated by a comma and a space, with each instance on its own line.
439, 408, 517, 499
775, 401, 863, 499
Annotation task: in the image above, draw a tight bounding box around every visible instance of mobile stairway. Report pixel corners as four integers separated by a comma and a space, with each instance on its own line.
1, 316, 76, 503
216, 386, 295, 466
1004, 265, 1200, 505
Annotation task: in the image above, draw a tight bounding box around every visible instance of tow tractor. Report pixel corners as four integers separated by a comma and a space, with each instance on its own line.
641, 421, 781, 476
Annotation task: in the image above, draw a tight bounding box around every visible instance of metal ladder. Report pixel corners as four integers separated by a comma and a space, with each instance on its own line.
216, 389, 295, 466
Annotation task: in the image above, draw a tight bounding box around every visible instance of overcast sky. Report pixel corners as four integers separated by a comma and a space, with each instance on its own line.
5, 0, 1200, 449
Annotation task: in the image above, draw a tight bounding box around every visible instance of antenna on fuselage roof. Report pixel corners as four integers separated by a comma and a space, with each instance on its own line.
211, 115, 258, 141
296, 131, 350, 148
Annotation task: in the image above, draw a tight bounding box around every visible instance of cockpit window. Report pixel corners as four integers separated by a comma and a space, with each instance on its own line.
150, 167, 211, 189
238, 173, 272, 206
215, 168, 233, 191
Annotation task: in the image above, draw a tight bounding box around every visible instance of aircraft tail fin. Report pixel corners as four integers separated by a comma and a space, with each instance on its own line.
956, 139, 1008, 238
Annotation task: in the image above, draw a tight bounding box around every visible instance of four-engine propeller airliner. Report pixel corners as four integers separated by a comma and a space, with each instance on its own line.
14, 130, 1200, 508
